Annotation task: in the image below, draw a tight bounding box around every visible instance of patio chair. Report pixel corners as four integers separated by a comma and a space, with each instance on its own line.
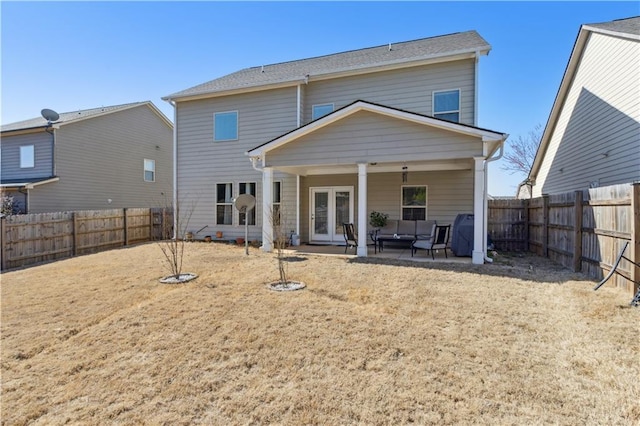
411, 224, 451, 259
342, 223, 357, 253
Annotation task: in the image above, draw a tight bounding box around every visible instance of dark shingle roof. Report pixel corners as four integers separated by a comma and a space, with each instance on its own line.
164, 30, 490, 100
1, 102, 148, 133
584, 16, 640, 36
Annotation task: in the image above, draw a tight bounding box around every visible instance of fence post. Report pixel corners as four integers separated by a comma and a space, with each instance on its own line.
149, 209, 154, 241
542, 194, 549, 258
632, 183, 640, 295
1, 216, 6, 270
123, 208, 129, 246
573, 190, 583, 272
72, 212, 78, 256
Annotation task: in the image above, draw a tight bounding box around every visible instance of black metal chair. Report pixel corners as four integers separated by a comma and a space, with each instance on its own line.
342, 223, 357, 253
411, 224, 451, 259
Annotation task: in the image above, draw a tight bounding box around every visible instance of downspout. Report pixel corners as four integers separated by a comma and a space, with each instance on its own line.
45, 125, 56, 177
482, 140, 505, 263
170, 99, 178, 240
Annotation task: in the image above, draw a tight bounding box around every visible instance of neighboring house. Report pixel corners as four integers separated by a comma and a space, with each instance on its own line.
1, 101, 173, 213
522, 16, 640, 198
163, 31, 508, 264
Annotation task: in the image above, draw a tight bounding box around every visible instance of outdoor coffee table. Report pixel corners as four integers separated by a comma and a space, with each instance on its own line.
376, 235, 415, 252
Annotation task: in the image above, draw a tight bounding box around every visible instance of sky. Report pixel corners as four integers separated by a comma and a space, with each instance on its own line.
2, 1, 638, 196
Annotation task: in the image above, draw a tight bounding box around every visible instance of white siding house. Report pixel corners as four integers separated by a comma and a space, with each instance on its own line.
164, 31, 508, 264
1, 102, 173, 213
524, 16, 640, 198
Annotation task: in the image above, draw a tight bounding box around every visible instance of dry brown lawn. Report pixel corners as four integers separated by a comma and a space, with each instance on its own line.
1, 242, 639, 425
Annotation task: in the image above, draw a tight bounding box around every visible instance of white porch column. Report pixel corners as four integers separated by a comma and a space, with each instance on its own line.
472, 157, 485, 264
262, 167, 273, 252
357, 163, 368, 257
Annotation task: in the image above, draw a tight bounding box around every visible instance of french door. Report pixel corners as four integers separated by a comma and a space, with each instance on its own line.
310, 187, 354, 242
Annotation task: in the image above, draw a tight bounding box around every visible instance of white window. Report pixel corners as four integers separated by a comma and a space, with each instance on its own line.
214, 111, 238, 141
433, 90, 460, 122
20, 145, 35, 168
216, 183, 233, 225
401, 185, 427, 220
272, 181, 282, 225
312, 103, 334, 120
144, 159, 155, 182
239, 182, 256, 225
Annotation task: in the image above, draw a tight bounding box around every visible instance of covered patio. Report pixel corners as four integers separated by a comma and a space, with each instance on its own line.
285, 243, 473, 264
248, 101, 507, 264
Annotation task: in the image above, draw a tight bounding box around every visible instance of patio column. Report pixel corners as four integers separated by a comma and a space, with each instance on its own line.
262, 167, 273, 252
472, 157, 485, 264
357, 162, 368, 257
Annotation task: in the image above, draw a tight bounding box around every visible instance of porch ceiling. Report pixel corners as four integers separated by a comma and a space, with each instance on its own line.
272, 158, 472, 176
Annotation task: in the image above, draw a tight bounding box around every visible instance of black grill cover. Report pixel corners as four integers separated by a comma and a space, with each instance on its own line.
451, 213, 474, 257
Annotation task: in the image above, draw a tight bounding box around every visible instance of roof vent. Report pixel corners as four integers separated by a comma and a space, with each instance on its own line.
388, 43, 392, 51
261, 65, 264, 73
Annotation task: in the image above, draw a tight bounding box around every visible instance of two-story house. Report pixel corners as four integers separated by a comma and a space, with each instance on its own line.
522, 16, 640, 198
163, 31, 508, 264
1, 101, 173, 213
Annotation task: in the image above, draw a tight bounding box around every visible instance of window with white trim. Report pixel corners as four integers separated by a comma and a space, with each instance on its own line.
239, 182, 256, 225
433, 90, 460, 122
216, 183, 233, 225
312, 103, 334, 120
401, 185, 427, 220
144, 159, 155, 182
213, 111, 238, 141
272, 181, 282, 225
20, 145, 35, 168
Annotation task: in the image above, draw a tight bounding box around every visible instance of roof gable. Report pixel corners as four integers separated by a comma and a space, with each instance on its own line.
529, 16, 640, 181
247, 100, 506, 157
1, 101, 173, 134
164, 31, 491, 101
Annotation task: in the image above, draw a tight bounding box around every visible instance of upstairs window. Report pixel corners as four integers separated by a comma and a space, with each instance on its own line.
401, 185, 427, 220
20, 145, 35, 168
216, 183, 233, 225
144, 159, 155, 182
312, 103, 334, 120
433, 90, 460, 122
239, 182, 256, 226
214, 111, 238, 141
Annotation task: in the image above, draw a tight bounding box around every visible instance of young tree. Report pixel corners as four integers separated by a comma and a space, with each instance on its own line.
157, 196, 197, 283
267, 203, 305, 291
501, 123, 543, 176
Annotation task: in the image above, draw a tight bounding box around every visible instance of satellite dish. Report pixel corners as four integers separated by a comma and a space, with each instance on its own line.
41, 108, 60, 123
233, 194, 256, 212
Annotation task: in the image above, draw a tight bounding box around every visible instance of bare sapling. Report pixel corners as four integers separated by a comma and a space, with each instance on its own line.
157, 196, 198, 283
271, 204, 290, 286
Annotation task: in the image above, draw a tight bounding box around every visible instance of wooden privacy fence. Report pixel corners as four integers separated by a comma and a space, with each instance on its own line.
488, 182, 640, 294
0, 208, 172, 270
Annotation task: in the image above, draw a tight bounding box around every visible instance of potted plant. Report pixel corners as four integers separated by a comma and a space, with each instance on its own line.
369, 211, 389, 229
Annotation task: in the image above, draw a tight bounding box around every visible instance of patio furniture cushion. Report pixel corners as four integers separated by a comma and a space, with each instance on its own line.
416, 220, 436, 239
376, 219, 398, 238
397, 220, 416, 237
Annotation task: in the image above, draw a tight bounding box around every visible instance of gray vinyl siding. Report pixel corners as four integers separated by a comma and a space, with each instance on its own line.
304, 60, 476, 125
267, 110, 482, 167
534, 32, 640, 197
298, 170, 473, 242
28, 105, 173, 213
176, 87, 298, 240
0, 131, 53, 180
